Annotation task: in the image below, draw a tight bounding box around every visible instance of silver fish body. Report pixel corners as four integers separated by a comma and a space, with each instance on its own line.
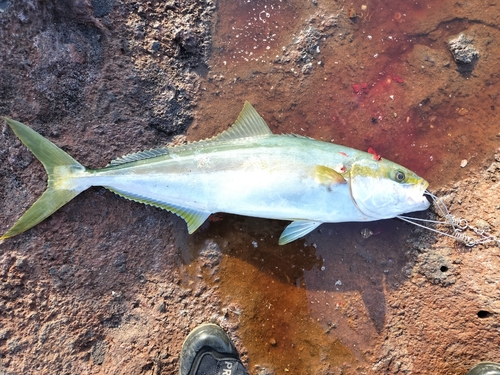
1, 102, 429, 244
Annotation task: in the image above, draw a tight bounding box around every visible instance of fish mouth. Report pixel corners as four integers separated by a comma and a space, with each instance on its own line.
409, 180, 430, 208
418, 180, 429, 197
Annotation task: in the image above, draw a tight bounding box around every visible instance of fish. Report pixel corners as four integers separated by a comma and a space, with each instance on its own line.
1, 102, 430, 245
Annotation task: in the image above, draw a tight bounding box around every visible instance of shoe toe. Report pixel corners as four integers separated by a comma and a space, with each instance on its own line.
467, 362, 500, 375
179, 323, 238, 375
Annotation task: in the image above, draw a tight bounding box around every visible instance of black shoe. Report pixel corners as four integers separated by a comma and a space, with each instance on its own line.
467, 362, 500, 375
179, 323, 248, 375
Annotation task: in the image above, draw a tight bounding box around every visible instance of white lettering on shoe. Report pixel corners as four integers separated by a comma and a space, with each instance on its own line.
222, 361, 233, 375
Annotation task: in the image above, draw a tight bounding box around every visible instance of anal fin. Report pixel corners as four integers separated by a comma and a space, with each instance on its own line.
104, 187, 211, 233
279, 220, 322, 245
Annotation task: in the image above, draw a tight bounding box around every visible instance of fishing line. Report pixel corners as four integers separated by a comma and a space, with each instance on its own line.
396, 190, 498, 247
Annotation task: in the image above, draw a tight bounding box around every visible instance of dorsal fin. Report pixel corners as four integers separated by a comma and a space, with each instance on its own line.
152, 101, 273, 154
214, 101, 272, 141
107, 147, 170, 167
107, 102, 271, 166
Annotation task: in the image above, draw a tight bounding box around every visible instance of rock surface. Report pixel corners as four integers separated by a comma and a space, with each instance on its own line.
1, 0, 500, 374
448, 33, 480, 75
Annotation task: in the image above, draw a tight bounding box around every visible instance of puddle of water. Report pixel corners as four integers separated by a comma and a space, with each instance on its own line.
198, 216, 366, 372
188, 0, 500, 372
178, 214, 420, 372
197, 0, 499, 185
217, 255, 359, 374
212, 0, 307, 74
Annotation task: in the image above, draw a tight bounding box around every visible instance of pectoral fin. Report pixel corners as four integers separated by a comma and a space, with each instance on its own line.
314, 165, 346, 185
279, 220, 322, 245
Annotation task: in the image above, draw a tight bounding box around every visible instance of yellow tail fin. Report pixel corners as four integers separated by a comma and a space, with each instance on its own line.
1, 118, 89, 240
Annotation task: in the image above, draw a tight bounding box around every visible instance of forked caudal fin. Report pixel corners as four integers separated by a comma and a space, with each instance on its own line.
1, 118, 90, 240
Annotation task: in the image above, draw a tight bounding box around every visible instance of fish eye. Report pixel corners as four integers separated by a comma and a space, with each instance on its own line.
395, 171, 406, 182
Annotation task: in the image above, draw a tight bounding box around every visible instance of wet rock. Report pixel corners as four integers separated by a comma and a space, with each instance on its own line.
356, 248, 372, 263
0, 0, 10, 12
254, 365, 275, 375
447, 33, 479, 75
113, 252, 127, 273
14, 256, 29, 271
91, 340, 107, 365
7, 146, 34, 170
174, 28, 200, 55
0, 1, 226, 374
474, 219, 491, 233
417, 251, 456, 286
198, 240, 222, 276
360, 228, 374, 239
101, 313, 123, 328
158, 301, 166, 313
7, 337, 24, 354
150, 40, 161, 52
55, 264, 74, 280
271, 14, 344, 76
292, 26, 321, 65
448, 33, 479, 64
486, 161, 500, 175
405, 44, 453, 106
301, 62, 313, 74
92, 0, 113, 18
0, 328, 11, 341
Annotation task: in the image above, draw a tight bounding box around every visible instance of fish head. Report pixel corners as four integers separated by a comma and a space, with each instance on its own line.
349, 158, 430, 219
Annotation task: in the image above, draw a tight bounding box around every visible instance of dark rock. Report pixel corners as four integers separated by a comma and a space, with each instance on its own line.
92, 0, 113, 18
151, 40, 161, 52
7, 338, 24, 354
113, 253, 127, 273
0, 0, 9, 13
91, 340, 107, 365
447, 33, 479, 75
